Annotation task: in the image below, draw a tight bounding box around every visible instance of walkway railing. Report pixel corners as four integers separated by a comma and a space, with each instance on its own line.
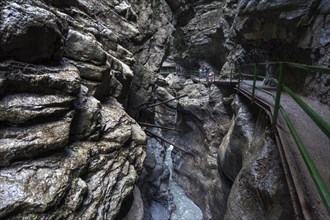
237, 61, 330, 211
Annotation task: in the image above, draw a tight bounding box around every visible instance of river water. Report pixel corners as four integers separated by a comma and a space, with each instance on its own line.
165, 145, 203, 220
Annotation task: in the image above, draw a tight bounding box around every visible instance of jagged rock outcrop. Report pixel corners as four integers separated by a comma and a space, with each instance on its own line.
0, 0, 174, 218
171, 83, 233, 220
0, 98, 147, 219
219, 96, 294, 219
146, 73, 235, 219
138, 136, 173, 220
147, 73, 295, 219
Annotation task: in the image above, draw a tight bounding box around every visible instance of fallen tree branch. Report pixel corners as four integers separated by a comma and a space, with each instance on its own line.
145, 130, 193, 156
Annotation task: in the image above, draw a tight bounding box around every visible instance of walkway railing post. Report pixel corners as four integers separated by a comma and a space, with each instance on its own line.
272, 62, 284, 126
252, 63, 258, 103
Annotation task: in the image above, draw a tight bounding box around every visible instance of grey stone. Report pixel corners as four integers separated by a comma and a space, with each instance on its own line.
0, 111, 74, 166
64, 29, 107, 65
0, 2, 64, 62
218, 96, 255, 182
0, 142, 91, 219
224, 110, 294, 220
155, 86, 177, 109
165, 73, 185, 91
0, 93, 75, 124
0, 60, 81, 96
70, 92, 102, 141
99, 97, 147, 154
67, 59, 111, 82
81, 78, 111, 102
123, 187, 144, 220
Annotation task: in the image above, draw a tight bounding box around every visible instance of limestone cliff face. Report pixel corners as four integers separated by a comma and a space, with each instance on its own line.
0, 0, 173, 219
170, 0, 330, 105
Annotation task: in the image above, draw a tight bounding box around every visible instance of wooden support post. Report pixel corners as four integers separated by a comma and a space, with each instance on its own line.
146, 94, 188, 108
138, 122, 183, 132
145, 130, 194, 156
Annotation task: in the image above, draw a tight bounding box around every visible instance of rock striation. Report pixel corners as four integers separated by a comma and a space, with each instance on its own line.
0, 0, 174, 219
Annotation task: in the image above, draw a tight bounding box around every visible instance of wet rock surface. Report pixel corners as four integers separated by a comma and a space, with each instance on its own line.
141, 73, 233, 219
220, 97, 294, 219
0, 93, 75, 124
143, 74, 295, 219
0, 0, 328, 219
138, 135, 173, 220
0, 111, 74, 167
0, 2, 64, 62
172, 83, 233, 220
0, 0, 173, 218
170, 0, 330, 105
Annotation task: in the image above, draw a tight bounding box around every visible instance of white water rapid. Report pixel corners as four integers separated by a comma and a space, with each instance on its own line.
165, 145, 203, 220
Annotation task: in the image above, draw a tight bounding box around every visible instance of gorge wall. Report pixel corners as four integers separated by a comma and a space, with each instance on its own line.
0, 0, 173, 218
0, 0, 329, 219
168, 0, 330, 105
146, 74, 295, 219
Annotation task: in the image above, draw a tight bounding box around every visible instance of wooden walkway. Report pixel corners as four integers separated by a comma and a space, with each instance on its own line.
192, 77, 238, 86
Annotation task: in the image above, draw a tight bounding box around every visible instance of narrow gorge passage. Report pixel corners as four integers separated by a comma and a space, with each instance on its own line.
136, 72, 294, 219
0, 0, 329, 219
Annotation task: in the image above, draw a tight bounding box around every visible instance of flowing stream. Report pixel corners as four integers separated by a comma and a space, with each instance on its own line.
165, 145, 203, 220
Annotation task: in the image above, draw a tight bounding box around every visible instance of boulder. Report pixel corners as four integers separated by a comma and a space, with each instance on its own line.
155, 86, 177, 109
165, 73, 185, 91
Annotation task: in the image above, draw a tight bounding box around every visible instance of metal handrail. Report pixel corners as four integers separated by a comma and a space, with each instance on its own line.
238, 61, 330, 211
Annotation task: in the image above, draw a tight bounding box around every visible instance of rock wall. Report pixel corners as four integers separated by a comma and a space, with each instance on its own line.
172, 82, 233, 220
170, 0, 330, 105
147, 74, 294, 219
146, 74, 234, 219
0, 0, 174, 219
219, 96, 295, 219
